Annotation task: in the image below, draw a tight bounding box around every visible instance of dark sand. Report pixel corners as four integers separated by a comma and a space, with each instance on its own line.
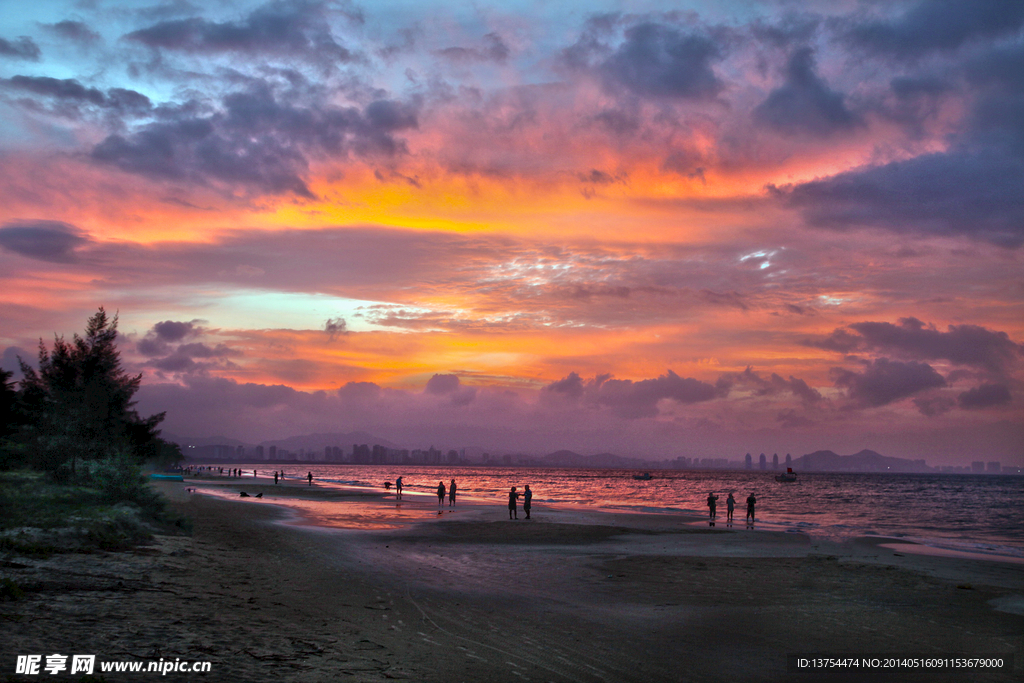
1, 478, 1021, 682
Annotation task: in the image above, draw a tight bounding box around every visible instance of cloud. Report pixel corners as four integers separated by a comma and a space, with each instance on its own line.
778, 149, 1024, 246
338, 380, 381, 402
594, 370, 720, 419
753, 47, 859, 137
153, 320, 200, 342
437, 33, 510, 63
543, 371, 586, 400
809, 318, 1024, 372
0, 36, 40, 60
324, 317, 348, 341
124, 0, 356, 66
41, 20, 101, 44
844, 0, 1024, 58
913, 394, 956, 417
831, 358, 946, 407
599, 22, 723, 100
1, 76, 153, 114
91, 85, 417, 197
424, 373, 476, 406
0, 220, 91, 262
425, 373, 459, 394
147, 341, 240, 374
720, 366, 822, 404
958, 382, 1012, 408
137, 319, 202, 356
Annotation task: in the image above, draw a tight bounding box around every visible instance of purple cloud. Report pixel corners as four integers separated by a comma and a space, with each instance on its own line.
958, 383, 1012, 409
832, 358, 947, 407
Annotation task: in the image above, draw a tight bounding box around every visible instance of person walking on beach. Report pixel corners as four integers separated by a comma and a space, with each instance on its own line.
437, 481, 446, 506
523, 484, 532, 519
307, 471, 313, 486
449, 479, 457, 506
726, 492, 735, 523
396, 476, 403, 499
508, 486, 519, 519
746, 492, 756, 524
707, 492, 718, 520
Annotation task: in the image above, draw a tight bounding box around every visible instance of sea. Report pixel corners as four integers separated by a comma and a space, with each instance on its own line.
211, 464, 1024, 560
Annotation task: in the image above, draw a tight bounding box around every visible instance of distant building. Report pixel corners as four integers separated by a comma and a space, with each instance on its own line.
971, 461, 985, 473
255, 445, 264, 459
987, 461, 1001, 473
759, 453, 767, 470
269, 445, 277, 459
236, 445, 244, 458
745, 453, 752, 469
772, 453, 779, 470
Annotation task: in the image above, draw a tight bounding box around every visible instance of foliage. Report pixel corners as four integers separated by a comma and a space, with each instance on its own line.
14, 308, 167, 476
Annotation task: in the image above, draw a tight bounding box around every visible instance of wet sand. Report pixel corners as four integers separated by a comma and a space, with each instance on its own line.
1, 477, 1021, 682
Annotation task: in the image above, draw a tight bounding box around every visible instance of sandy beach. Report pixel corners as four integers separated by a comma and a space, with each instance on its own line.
2, 477, 1022, 682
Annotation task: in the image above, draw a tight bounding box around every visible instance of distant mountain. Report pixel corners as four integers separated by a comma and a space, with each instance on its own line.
541, 450, 646, 468
793, 449, 930, 473
164, 433, 248, 448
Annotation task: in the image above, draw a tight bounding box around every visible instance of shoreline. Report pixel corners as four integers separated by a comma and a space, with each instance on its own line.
1, 478, 1021, 682
186, 474, 1024, 564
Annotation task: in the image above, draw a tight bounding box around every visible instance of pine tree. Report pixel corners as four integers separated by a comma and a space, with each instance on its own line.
17, 308, 165, 476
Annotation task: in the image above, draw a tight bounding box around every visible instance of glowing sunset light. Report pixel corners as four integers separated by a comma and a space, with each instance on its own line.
0, 0, 1021, 464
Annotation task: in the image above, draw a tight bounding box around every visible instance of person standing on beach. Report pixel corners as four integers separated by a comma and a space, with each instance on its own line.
707, 492, 718, 520
449, 479, 457, 506
307, 471, 313, 486
746, 493, 756, 524
437, 481, 446, 506
396, 476, 403, 499
508, 486, 519, 519
274, 471, 278, 485
726, 493, 735, 523
523, 484, 532, 519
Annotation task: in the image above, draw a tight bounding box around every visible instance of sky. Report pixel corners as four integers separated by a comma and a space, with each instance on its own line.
0, 0, 1021, 465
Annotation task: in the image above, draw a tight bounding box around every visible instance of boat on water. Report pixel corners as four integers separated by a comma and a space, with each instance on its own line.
775, 468, 797, 482
632, 472, 653, 480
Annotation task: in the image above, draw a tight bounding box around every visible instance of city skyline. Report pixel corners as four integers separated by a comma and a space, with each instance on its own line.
1, 0, 1022, 465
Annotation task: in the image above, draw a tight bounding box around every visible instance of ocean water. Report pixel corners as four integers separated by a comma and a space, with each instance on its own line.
216, 465, 1024, 559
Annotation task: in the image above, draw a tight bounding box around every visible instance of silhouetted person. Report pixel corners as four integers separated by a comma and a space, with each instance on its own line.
253, 469, 257, 477
523, 484, 532, 519
726, 493, 735, 523
396, 476, 403, 499
274, 471, 278, 485
746, 493, 756, 524
707, 492, 718, 520
508, 487, 519, 520
307, 471, 313, 486
437, 481, 446, 506
449, 479, 457, 506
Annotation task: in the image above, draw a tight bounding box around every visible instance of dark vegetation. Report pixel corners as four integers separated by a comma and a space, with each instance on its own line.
0, 308, 187, 555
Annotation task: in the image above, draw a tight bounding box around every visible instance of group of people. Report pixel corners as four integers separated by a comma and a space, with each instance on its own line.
436, 479, 457, 506
706, 491, 756, 525
507, 485, 532, 519
394, 478, 534, 519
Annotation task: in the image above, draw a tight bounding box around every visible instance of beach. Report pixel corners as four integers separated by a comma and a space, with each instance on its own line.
2, 478, 1022, 682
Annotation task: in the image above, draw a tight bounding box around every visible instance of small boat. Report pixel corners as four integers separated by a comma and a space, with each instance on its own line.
632, 472, 653, 481
775, 468, 797, 482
